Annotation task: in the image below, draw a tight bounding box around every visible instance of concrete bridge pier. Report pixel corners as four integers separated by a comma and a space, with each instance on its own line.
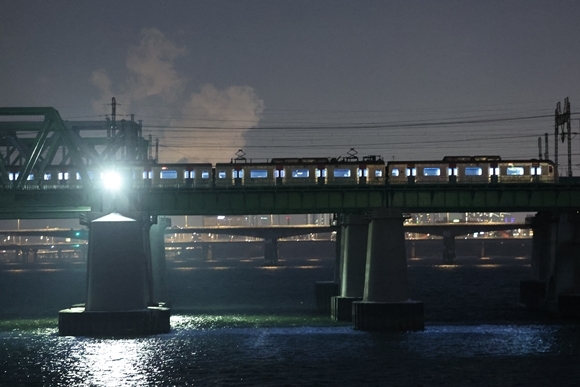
442, 231, 456, 264
520, 212, 555, 310
264, 238, 279, 265
550, 213, 580, 317
58, 212, 170, 336
150, 217, 171, 305
353, 209, 424, 331
315, 216, 342, 314
331, 214, 368, 321
522, 211, 580, 317
202, 243, 213, 260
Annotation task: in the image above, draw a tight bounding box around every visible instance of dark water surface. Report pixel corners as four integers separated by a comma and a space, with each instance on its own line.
1, 254, 580, 386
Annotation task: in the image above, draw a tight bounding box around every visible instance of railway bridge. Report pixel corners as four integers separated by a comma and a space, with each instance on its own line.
2, 106, 580, 334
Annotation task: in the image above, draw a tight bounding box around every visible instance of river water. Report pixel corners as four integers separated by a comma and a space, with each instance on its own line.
1, 253, 579, 386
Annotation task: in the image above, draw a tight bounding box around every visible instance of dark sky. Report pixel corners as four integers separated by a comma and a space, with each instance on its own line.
2, 1, 580, 171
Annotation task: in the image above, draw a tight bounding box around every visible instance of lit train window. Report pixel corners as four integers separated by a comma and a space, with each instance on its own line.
58, 172, 69, 180
142, 171, 152, 179
464, 167, 482, 176
234, 170, 245, 179
250, 170, 268, 178
423, 168, 440, 176
218, 171, 226, 179
531, 167, 542, 175
44, 173, 52, 180
489, 167, 499, 175
8, 172, 18, 181
375, 170, 383, 177
447, 167, 458, 176
275, 170, 286, 178
357, 169, 368, 178
201, 171, 210, 179
292, 169, 309, 178
507, 167, 524, 176
406, 168, 416, 177
160, 170, 178, 179
189, 171, 196, 179
316, 169, 327, 178
333, 169, 351, 178
27, 174, 34, 181
391, 168, 400, 177
76, 172, 81, 180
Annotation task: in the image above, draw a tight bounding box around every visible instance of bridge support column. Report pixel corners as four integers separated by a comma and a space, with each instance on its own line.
442, 231, 456, 264
59, 213, 170, 336
150, 217, 171, 305
315, 216, 343, 314
521, 212, 555, 310
551, 213, 580, 317
353, 209, 424, 331
202, 244, 213, 260
522, 212, 580, 317
264, 238, 279, 265
331, 214, 368, 321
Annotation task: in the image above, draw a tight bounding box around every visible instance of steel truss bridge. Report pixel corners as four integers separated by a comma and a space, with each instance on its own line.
2, 107, 580, 219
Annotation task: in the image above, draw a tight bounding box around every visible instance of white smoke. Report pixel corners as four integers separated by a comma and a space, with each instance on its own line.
91, 28, 185, 115
166, 84, 264, 163
90, 28, 263, 162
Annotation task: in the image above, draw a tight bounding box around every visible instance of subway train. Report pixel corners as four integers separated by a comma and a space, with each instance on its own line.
4, 155, 557, 189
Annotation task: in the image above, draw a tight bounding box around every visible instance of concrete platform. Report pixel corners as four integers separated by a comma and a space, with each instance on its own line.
58, 305, 171, 336
331, 296, 362, 322
353, 301, 424, 332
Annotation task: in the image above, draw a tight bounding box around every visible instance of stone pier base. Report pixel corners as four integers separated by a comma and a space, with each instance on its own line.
519, 280, 546, 310
58, 305, 171, 336
558, 294, 580, 318
315, 281, 339, 314
353, 301, 424, 332
331, 296, 362, 322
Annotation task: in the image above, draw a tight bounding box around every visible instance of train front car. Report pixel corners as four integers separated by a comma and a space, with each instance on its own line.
497, 159, 557, 183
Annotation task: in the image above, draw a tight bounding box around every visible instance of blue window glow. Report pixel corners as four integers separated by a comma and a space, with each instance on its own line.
507, 167, 524, 176
292, 169, 309, 178
334, 169, 351, 178
201, 171, 210, 179
160, 170, 178, 179
250, 170, 268, 178
423, 167, 440, 176
391, 168, 400, 177
218, 171, 226, 179
465, 167, 482, 176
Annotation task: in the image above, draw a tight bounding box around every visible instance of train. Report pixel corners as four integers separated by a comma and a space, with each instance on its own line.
4, 155, 557, 189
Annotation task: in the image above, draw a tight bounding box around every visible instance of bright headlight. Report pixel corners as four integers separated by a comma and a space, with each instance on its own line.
102, 170, 123, 191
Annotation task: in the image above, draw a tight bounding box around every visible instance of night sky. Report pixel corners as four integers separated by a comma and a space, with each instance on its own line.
2, 1, 580, 170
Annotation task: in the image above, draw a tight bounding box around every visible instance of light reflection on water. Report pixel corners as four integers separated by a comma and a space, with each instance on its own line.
0, 316, 578, 386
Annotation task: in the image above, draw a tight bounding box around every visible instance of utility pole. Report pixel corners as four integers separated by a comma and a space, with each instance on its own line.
544, 133, 549, 160
538, 137, 542, 159
555, 98, 572, 177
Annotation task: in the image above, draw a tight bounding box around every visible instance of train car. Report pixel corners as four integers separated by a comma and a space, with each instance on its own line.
387, 157, 557, 185
146, 163, 213, 188
272, 158, 328, 186
214, 161, 277, 187
325, 155, 386, 185
496, 159, 556, 183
